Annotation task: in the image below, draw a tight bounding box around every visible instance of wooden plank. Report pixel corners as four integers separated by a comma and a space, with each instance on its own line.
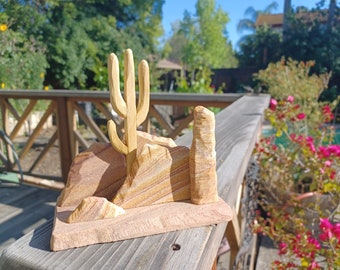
29, 131, 58, 172
73, 129, 90, 150
22, 175, 65, 191
73, 102, 109, 144
9, 99, 37, 140
2, 99, 20, 121
149, 105, 174, 134
168, 114, 194, 139
0, 99, 14, 168
0, 185, 36, 205
18, 101, 56, 160
0, 219, 225, 270
67, 100, 78, 160
0, 187, 58, 226
0, 90, 243, 108
225, 210, 241, 268
0, 185, 60, 253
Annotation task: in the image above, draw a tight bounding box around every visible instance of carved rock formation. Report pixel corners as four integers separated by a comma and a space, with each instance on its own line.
57, 143, 126, 207
67, 196, 125, 223
190, 106, 218, 204
57, 132, 177, 208
112, 143, 190, 208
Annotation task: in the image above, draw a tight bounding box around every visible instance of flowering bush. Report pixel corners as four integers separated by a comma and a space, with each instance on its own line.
254, 216, 340, 269
257, 96, 340, 195
252, 58, 340, 268
253, 94, 340, 268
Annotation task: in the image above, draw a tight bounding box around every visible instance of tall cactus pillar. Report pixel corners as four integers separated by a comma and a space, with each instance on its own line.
107, 49, 150, 174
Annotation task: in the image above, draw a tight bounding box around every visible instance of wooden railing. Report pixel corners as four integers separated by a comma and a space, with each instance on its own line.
0, 90, 243, 184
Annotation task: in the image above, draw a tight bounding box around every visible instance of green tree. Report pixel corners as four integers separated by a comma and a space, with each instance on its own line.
164, 0, 237, 70
42, 0, 164, 89
0, 10, 48, 90
0, 0, 165, 90
163, 22, 187, 64
162, 0, 237, 94
237, 26, 282, 69
237, 1, 340, 96
282, 2, 340, 96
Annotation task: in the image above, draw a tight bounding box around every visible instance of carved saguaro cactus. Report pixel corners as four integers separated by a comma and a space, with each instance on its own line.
107, 49, 150, 174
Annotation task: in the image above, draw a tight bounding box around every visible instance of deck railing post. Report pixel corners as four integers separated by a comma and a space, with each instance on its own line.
55, 97, 73, 182
0, 98, 15, 169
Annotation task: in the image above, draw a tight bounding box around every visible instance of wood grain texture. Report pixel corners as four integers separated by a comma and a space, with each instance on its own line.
66, 197, 125, 223
0, 220, 226, 270
112, 144, 190, 208
51, 198, 231, 251
57, 142, 126, 207
190, 106, 218, 204
0, 95, 270, 270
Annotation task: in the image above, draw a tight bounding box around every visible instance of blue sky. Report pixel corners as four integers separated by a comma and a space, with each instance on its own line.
162, 0, 320, 49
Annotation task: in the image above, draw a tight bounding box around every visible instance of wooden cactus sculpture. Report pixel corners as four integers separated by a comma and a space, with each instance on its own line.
107, 49, 150, 174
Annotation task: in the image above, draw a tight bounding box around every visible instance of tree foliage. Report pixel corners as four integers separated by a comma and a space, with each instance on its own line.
0, 6, 48, 90
236, 1, 278, 45
238, 1, 340, 98
0, 0, 164, 90
237, 26, 282, 69
164, 0, 237, 69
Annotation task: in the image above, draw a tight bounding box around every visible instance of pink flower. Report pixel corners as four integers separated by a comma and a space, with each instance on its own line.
287, 96, 294, 103
296, 113, 306, 120
278, 242, 288, 255
309, 261, 321, 269
333, 223, 340, 241
324, 160, 332, 167
319, 218, 334, 241
322, 105, 334, 122
269, 98, 278, 111
318, 146, 330, 158
320, 218, 333, 230
308, 237, 321, 250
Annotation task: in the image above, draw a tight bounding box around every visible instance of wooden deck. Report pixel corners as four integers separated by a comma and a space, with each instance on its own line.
0, 183, 60, 253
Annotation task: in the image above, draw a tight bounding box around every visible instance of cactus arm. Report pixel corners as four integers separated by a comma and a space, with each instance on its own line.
108, 53, 126, 117
123, 49, 137, 173
136, 60, 150, 127
107, 120, 128, 154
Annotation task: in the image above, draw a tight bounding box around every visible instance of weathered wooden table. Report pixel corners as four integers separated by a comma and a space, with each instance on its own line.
0, 95, 269, 270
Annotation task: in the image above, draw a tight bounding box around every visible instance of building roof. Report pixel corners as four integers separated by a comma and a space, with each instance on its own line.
156, 59, 182, 70
255, 10, 335, 29
255, 14, 284, 28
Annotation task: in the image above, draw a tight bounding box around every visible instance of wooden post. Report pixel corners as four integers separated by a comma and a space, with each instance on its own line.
0, 98, 14, 169
55, 97, 73, 182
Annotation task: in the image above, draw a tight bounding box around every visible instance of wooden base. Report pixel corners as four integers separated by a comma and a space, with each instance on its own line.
51, 198, 232, 251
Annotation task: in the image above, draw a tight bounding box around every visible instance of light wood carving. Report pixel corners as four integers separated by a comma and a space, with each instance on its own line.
190, 106, 218, 204
50, 49, 232, 252
51, 199, 232, 251
67, 196, 125, 223
112, 143, 190, 208
107, 49, 150, 174
56, 143, 126, 208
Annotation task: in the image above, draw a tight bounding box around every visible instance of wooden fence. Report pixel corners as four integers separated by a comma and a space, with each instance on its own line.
0, 90, 243, 185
